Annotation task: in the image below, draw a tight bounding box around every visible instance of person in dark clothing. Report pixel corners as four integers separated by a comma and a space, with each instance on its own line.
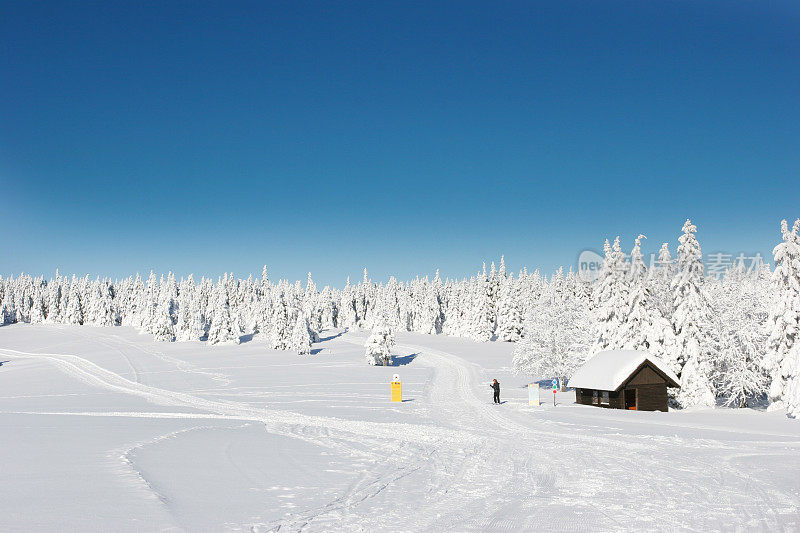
490, 379, 500, 404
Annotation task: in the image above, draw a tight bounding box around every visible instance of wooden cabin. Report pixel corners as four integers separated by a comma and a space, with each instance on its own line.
568, 350, 680, 412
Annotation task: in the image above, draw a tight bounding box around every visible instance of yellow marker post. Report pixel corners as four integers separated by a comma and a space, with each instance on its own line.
391, 373, 402, 402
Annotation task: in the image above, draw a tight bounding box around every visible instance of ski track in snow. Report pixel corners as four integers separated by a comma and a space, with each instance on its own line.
1, 333, 799, 532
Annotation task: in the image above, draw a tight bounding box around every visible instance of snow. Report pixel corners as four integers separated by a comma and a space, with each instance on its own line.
568, 349, 679, 391
1, 324, 799, 531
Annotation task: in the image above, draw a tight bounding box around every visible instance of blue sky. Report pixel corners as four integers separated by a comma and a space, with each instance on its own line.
2, 1, 798, 286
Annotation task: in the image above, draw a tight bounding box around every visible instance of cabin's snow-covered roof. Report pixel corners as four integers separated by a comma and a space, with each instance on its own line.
567, 350, 679, 391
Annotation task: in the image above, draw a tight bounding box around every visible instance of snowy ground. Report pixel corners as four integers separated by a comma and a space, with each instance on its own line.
0, 325, 798, 532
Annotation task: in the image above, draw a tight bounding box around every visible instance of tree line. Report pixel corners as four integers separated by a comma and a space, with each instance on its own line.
1, 218, 798, 416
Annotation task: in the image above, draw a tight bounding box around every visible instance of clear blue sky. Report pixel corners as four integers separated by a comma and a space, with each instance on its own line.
2, 1, 798, 286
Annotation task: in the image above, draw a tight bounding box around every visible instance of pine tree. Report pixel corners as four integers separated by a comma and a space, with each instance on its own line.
614, 235, 675, 363
206, 281, 240, 345
766, 219, 800, 416
290, 311, 313, 355
141, 271, 159, 332
87, 279, 117, 326
319, 286, 337, 328
339, 278, 358, 329
268, 290, 291, 350
151, 292, 176, 342
64, 279, 84, 325
488, 261, 500, 332
496, 273, 522, 342
0, 278, 13, 324
188, 282, 207, 341
671, 219, 716, 408
365, 318, 394, 366
469, 274, 494, 342
30, 285, 46, 323
713, 261, 769, 407
175, 276, 195, 341
123, 274, 146, 328
513, 273, 593, 383
46, 271, 63, 323
593, 237, 629, 350
650, 243, 675, 319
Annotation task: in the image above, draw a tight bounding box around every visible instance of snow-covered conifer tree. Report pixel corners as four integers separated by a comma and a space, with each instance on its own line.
188, 282, 207, 341
365, 317, 394, 366
513, 270, 593, 384
713, 261, 769, 407
496, 272, 522, 342
319, 286, 337, 328
765, 219, 800, 416
649, 243, 675, 320
614, 235, 674, 362
151, 292, 176, 342
671, 219, 716, 408
30, 285, 46, 323
339, 278, 358, 329
468, 274, 494, 342
206, 280, 240, 345
86, 279, 117, 326
268, 290, 291, 350
174, 276, 195, 341
487, 261, 500, 332
593, 237, 629, 350
64, 279, 84, 325
290, 311, 313, 355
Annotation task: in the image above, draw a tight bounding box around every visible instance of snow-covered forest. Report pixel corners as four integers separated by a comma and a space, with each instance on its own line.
2, 218, 799, 416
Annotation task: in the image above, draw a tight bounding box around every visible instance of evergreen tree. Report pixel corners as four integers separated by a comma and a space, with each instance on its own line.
671, 219, 716, 408
469, 274, 494, 342
593, 237, 629, 350
151, 292, 176, 342
87, 279, 117, 326
290, 311, 313, 355
64, 279, 84, 325
188, 282, 207, 341
766, 219, 800, 416
649, 242, 676, 322
175, 276, 195, 341
615, 235, 675, 362
30, 285, 46, 323
713, 261, 769, 407
319, 286, 337, 328
365, 318, 394, 366
339, 278, 358, 329
487, 261, 500, 332
206, 281, 240, 345
268, 290, 291, 350
513, 272, 593, 384
496, 273, 522, 342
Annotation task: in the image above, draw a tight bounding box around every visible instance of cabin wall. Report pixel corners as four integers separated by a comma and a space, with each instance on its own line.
574, 363, 671, 412
627, 365, 665, 386
575, 388, 592, 406
630, 384, 668, 411
608, 390, 624, 409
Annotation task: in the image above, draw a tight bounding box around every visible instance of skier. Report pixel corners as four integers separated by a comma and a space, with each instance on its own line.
490, 379, 500, 404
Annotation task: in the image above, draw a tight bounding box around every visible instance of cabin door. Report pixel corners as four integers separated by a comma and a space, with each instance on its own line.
625, 388, 637, 410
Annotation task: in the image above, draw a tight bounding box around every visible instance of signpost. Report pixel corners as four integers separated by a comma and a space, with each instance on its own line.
391, 373, 402, 402
552, 378, 558, 406
528, 383, 540, 406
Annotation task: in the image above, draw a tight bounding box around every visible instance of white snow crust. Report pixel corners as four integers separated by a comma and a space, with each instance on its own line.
0, 324, 797, 531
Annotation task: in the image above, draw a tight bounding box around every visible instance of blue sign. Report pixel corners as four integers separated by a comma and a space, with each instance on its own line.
552, 378, 558, 389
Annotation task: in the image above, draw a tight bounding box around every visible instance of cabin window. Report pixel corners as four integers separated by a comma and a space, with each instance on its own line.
601, 391, 609, 405
592, 390, 599, 405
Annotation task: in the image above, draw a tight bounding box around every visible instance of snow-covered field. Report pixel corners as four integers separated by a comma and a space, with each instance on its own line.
0, 324, 798, 532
